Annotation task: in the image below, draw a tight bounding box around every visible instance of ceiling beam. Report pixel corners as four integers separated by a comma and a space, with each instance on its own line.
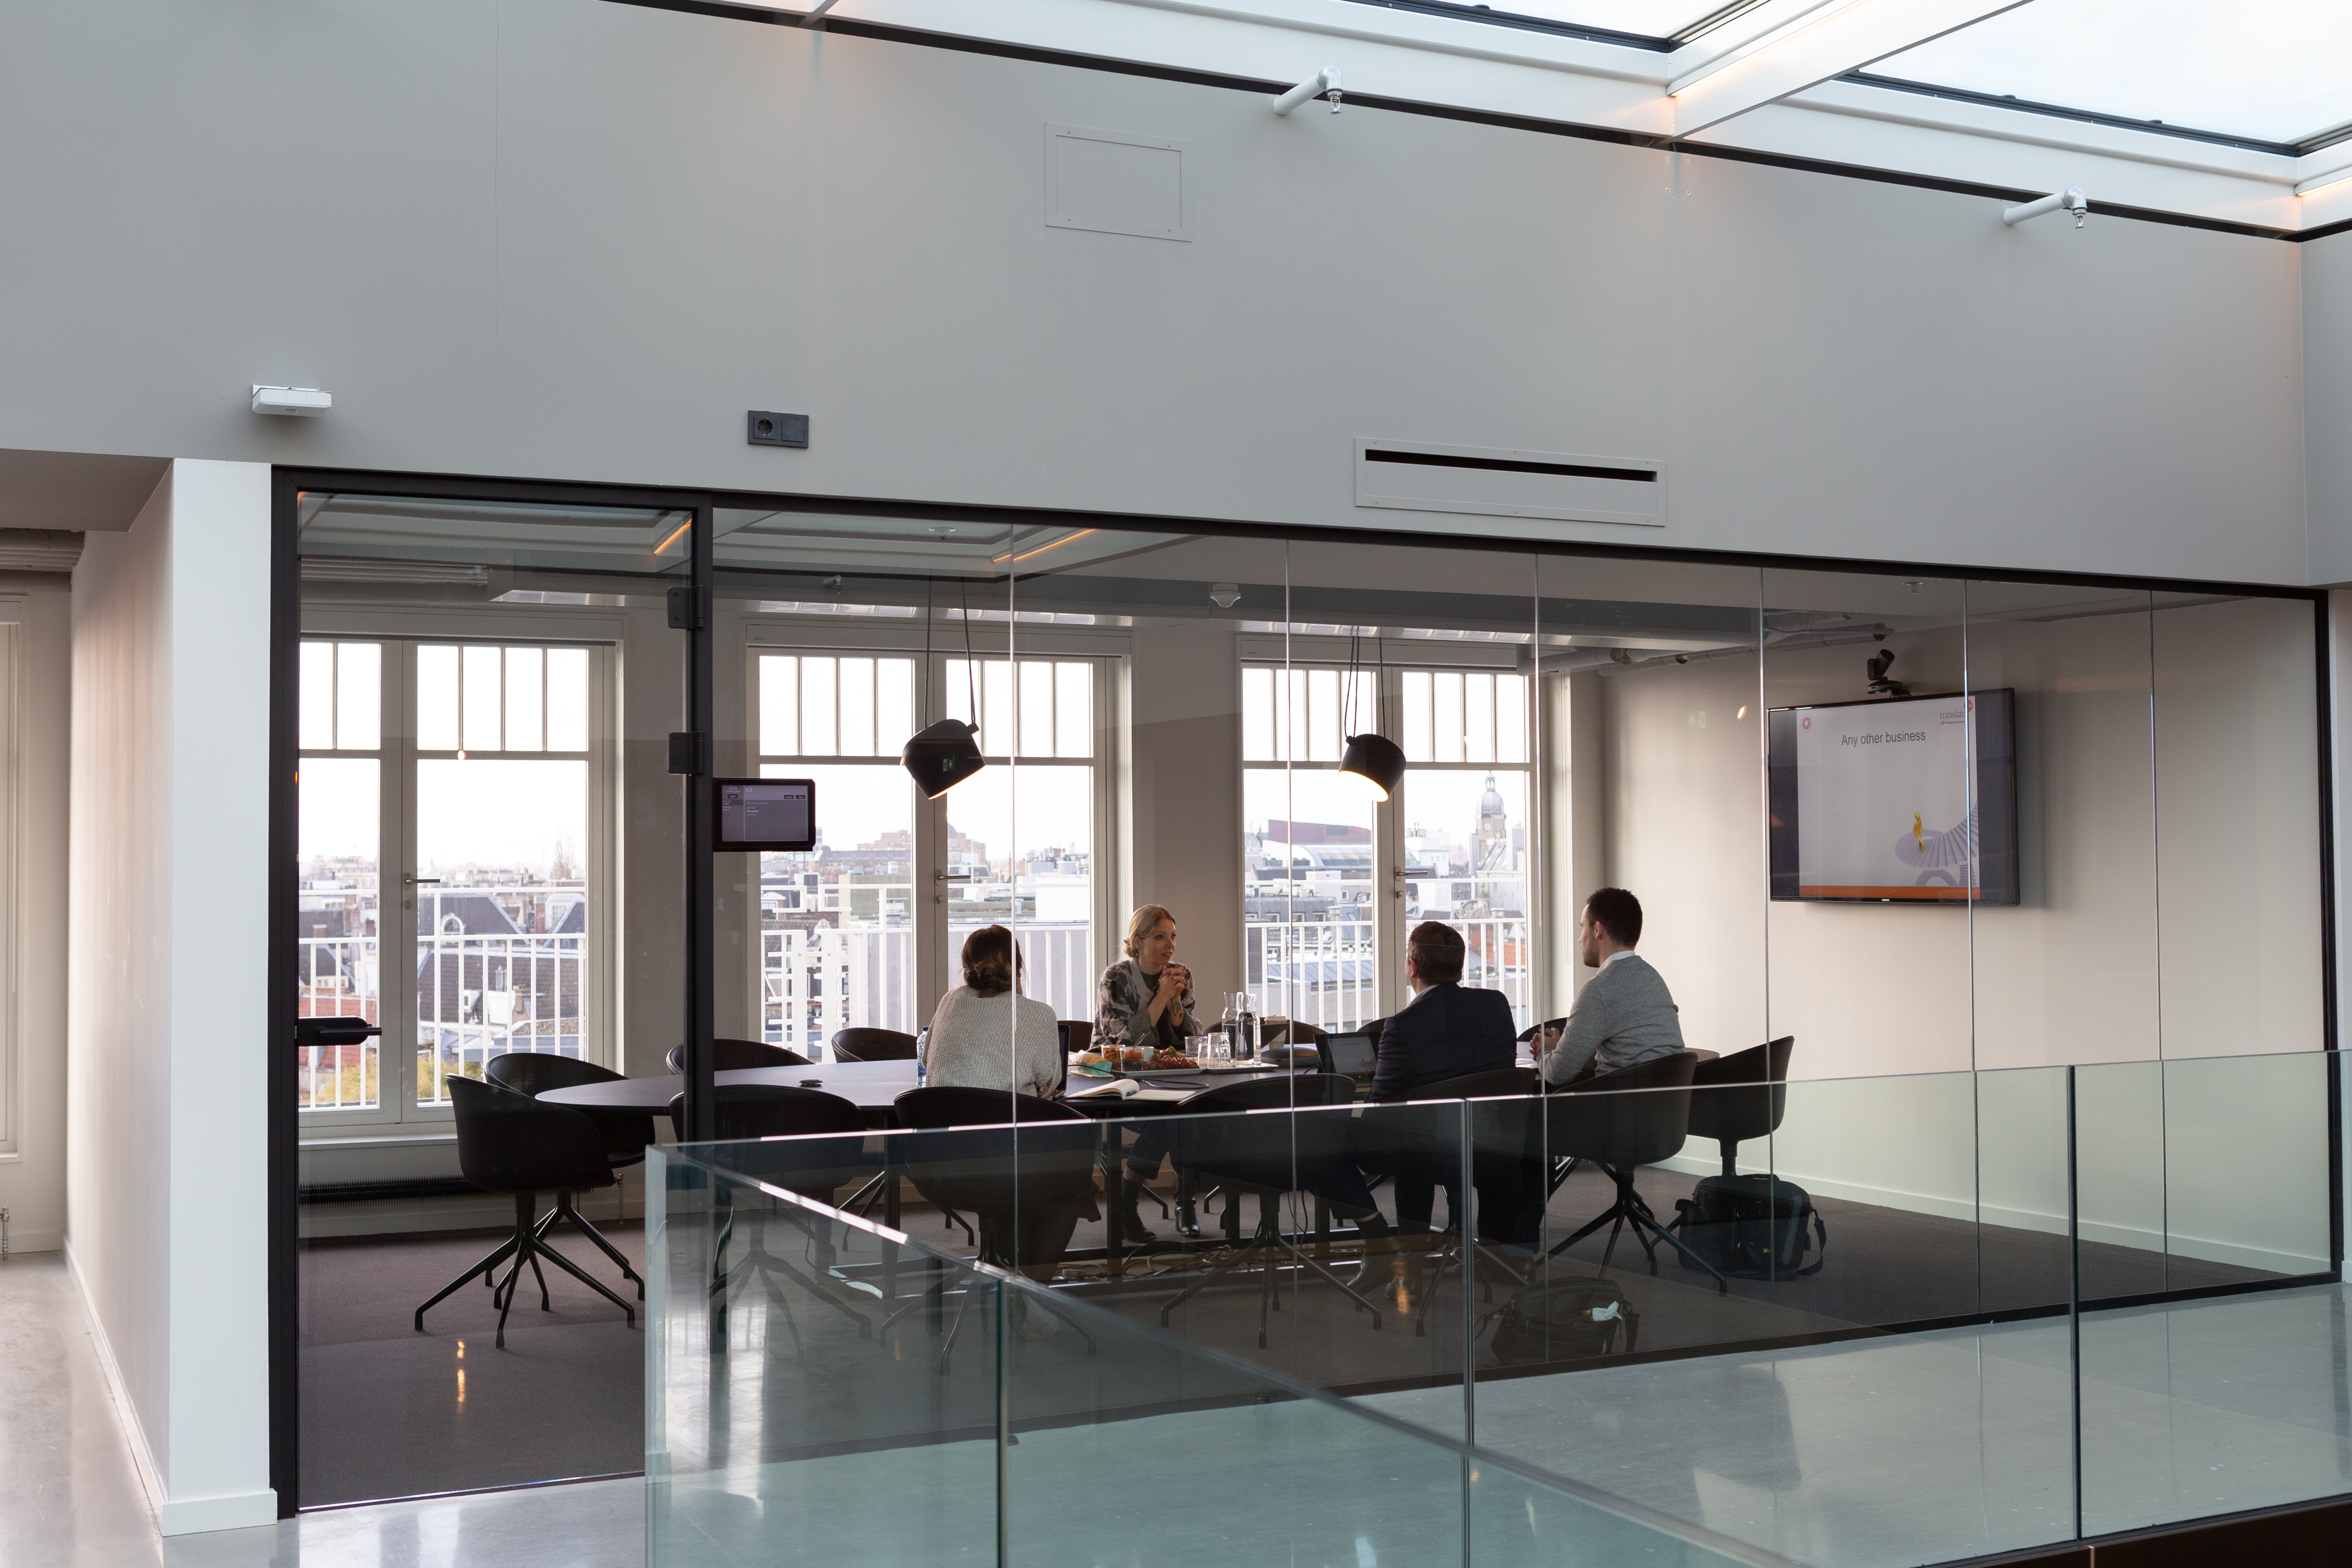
1667, 0, 2037, 138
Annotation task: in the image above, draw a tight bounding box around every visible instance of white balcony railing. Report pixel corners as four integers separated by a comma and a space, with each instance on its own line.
761, 917, 1094, 1057
1247, 915, 1531, 1033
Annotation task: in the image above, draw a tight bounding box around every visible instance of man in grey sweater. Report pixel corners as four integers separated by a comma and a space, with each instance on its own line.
1538, 887, 1685, 1086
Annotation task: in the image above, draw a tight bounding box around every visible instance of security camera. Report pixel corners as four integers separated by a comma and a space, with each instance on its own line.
1273, 67, 1343, 117
2003, 187, 2089, 229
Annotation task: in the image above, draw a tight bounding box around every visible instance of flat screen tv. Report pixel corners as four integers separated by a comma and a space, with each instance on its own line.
1768, 689, 2017, 905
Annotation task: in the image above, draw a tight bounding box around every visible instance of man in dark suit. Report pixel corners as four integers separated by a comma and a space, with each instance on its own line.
1368, 921, 1518, 1102
1353, 923, 1519, 1266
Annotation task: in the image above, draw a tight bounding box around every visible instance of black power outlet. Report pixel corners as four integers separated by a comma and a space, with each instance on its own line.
746, 410, 809, 448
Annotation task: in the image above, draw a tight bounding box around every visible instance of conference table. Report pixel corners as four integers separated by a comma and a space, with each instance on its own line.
537, 1059, 1316, 1277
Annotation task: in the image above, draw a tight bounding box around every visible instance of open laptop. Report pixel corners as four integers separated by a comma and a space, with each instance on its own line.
1318, 1029, 1379, 1080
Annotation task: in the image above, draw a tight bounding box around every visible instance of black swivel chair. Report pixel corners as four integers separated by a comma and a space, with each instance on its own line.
1386, 1066, 1542, 1332
884, 1086, 1101, 1370
485, 1052, 654, 1299
665, 1084, 879, 1350
1682, 1037, 1794, 1176
665, 1038, 814, 1073
831, 1027, 918, 1062
1543, 1051, 1726, 1293
415, 1078, 637, 1347
1158, 1074, 1386, 1347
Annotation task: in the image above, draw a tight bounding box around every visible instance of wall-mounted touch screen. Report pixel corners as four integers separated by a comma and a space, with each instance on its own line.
1768, 689, 2017, 904
714, 777, 815, 853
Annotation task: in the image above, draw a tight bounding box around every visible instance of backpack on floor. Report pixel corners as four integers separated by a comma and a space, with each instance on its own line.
1488, 1277, 1638, 1365
1671, 1174, 1826, 1279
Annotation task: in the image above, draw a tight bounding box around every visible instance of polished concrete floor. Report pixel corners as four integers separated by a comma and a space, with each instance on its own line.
0, 1253, 642, 1568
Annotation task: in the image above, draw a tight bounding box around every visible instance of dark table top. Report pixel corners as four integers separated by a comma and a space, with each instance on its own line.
536, 1060, 1308, 1118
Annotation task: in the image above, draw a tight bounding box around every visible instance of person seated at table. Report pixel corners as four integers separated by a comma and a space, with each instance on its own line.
922, 924, 1063, 1098
1351, 922, 1518, 1258
1537, 887, 1685, 1087
1092, 904, 1195, 1243
920, 926, 1087, 1291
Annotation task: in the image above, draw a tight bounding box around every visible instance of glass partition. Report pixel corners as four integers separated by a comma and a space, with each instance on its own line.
295, 489, 695, 1505
654, 1043, 2341, 1568
651, 1137, 1768, 1568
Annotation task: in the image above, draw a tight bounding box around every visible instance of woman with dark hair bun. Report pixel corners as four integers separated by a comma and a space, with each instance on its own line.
918, 924, 1062, 1098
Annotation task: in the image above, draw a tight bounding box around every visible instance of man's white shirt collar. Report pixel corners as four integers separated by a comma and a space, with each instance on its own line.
1601, 949, 1640, 969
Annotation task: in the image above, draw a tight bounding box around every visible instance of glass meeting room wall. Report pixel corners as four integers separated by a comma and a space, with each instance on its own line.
288, 484, 711, 1506
279, 476, 2336, 1549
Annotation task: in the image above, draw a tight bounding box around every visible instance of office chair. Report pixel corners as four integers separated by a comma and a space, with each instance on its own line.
1384, 1066, 1540, 1335
484, 1051, 654, 1299
1683, 1036, 1794, 1176
831, 1027, 918, 1062
665, 1085, 879, 1352
1542, 1051, 1725, 1293
1158, 1074, 1385, 1348
883, 1086, 1100, 1370
416, 1078, 636, 1347
664, 1038, 814, 1073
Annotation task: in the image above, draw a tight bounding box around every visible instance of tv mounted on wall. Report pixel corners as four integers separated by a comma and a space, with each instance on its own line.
1768, 689, 2018, 905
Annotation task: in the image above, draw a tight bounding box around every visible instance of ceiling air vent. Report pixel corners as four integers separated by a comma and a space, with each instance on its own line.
1354, 440, 1665, 528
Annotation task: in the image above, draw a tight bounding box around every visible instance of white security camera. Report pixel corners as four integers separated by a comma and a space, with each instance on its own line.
2003, 187, 2089, 229
1274, 67, 1343, 117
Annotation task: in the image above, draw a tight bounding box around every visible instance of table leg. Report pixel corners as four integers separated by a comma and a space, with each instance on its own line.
1101, 1122, 1126, 1278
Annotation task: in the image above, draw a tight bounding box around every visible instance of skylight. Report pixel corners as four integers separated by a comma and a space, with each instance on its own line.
1871, 0, 2352, 150
1351, 0, 1727, 45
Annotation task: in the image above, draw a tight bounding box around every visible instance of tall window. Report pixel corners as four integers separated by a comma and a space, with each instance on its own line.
297, 639, 600, 1123
412, 644, 592, 1105
1239, 661, 1533, 1030
1241, 664, 1379, 1030
942, 658, 1097, 1024
755, 654, 918, 1056
1399, 668, 1532, 1026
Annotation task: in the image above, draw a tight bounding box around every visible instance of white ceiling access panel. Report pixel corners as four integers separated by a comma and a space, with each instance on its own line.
1353, 439, 1666, 528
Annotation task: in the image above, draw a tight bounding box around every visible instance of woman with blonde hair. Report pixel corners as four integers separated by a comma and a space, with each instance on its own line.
1091, 904, 1195, 1243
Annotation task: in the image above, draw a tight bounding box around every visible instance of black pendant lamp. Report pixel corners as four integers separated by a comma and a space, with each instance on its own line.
903, 717, 986, 799
903, 571, 988, 799
1335, 629, 1405, 800
1337, 730, 1406, 801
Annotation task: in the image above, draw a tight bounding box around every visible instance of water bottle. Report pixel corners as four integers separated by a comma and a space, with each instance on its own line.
1238, 996, 1258, 1062
914, 1026, 929, 1088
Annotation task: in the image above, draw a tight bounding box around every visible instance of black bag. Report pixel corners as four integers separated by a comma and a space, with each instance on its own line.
1671, 1174, 1826, 1279
1488, 1278, 1638, 1365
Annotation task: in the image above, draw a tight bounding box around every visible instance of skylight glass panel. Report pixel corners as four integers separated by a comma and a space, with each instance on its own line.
1355, 1, 1725, 43
1873, 0, 2352, 147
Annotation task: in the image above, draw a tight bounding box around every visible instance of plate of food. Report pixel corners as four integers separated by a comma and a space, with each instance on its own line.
1076, 1048, 1202, 1076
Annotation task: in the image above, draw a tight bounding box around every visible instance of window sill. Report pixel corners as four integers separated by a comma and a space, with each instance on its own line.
299, 1131, 457, 1149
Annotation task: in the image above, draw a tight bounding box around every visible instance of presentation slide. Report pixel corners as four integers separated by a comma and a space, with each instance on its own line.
1790, 694, 1984, 900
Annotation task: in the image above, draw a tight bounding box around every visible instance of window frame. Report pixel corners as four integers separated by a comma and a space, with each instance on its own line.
295, 609, 619, 1141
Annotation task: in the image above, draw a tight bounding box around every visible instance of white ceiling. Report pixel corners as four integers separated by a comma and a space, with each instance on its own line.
782, 0, 2352, 233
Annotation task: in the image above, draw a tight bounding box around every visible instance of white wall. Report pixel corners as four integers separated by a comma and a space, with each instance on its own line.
67, 460, 274, 1534
0, 0, 2312, 586
0, 577, 74, 1254
1589, 589, 2329, 1273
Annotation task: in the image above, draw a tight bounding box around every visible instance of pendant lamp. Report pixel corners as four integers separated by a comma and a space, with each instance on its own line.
1334, 629, 1405, 800
903, 717, 986, 800
1337, 731, 1406, 801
